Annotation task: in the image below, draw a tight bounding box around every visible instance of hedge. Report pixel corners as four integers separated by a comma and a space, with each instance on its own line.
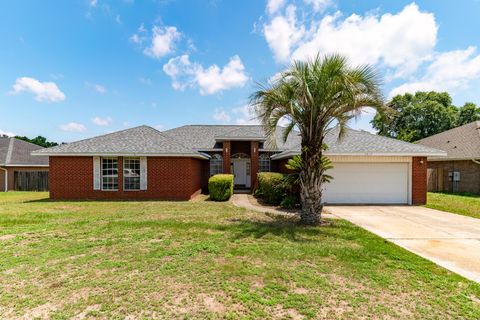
208, 174, 234, 201
255, 172, 287, 205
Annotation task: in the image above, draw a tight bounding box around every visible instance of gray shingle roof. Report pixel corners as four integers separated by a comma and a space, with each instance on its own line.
416, 121, 480, 160
0, 137, 48, 166
163, 125, 301, 150
272, 127, 446, 159
32, 126, 208, 159
33, 124, 446, 159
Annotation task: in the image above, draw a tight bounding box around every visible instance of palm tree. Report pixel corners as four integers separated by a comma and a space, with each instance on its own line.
251, 54, 384, 225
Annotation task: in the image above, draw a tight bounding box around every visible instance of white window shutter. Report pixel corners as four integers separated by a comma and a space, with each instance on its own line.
140, 157, 147, 190
93, 156, 101, 190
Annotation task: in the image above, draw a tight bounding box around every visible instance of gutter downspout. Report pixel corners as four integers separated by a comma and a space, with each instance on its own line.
0, 167, 7, 192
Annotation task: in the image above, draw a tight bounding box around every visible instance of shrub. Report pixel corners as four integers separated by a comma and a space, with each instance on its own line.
256, 172, 287, 205
208, 174, 234, 201
280, 194, 300, 209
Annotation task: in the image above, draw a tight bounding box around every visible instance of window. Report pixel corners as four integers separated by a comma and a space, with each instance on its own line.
210, 154, 223, 176
102, 157, 118, 190
259, 153, 271, 172
124, 157, 141, 191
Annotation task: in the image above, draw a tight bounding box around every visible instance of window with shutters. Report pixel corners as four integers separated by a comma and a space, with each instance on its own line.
101, 157, 118, 190
259, 153, 271, 172
210, 154, 223, 176
124, 157, 141, 191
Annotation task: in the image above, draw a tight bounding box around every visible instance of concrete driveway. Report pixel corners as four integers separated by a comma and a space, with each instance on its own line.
325, 206, 480, 283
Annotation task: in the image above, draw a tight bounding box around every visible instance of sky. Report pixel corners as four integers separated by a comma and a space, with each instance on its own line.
1, 0, 480, 142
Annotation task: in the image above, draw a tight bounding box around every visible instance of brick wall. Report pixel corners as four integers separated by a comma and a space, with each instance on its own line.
222, 141, 231, 174
250, 141, 259, 188
49, 156, 203, 200
412, 156, 427, 205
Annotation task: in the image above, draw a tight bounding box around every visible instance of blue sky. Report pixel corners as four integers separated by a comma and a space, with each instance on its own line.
1, 0, 480, 142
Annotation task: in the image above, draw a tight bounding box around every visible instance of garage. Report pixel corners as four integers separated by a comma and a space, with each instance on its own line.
323, 162, 410, 204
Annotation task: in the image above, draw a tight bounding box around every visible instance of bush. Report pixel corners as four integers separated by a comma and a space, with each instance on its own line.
256, 172, 287, 205
280, 194, 300, 209
208, 174, 234, 201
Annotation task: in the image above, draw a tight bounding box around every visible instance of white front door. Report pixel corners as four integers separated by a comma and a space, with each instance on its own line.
233, 160, 247, 185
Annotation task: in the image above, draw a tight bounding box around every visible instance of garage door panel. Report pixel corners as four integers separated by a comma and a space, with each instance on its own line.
323, 163, 409, 204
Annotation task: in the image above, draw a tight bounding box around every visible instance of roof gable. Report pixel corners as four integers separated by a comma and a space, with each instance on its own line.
33, 126, 207, 158
416, 121, 480, 160
0, 137, 48, 166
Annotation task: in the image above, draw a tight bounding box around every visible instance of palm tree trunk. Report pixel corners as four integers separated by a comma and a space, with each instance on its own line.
299, 156, 323, 225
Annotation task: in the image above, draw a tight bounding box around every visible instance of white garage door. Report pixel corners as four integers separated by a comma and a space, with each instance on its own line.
323, 162, 409, 204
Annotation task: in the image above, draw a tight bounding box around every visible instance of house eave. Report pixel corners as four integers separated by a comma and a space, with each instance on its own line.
271, 151, 447, 160
2, 164, 49, 167
214, 137, 266, 142
427, 156, 480, 161
31, 152, 210, 160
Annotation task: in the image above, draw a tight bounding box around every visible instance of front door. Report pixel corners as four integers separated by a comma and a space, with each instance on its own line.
233, 160, 247, 186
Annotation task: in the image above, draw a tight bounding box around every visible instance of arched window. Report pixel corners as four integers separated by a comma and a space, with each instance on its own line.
231, 153, 249, 159
259, 153, 271, 172
210, 154, 223, 176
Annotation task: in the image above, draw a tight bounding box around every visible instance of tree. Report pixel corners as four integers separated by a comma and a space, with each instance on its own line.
15, 135, 58, 148
458, 102, 480, 126
372, 91, 458, 142
251, 54, 383, 225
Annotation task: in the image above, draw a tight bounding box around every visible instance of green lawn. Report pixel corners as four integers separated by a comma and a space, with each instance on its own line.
0, 192, 479, 319
427, 192, 480, 219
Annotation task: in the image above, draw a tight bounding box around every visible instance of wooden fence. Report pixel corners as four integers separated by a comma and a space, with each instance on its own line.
14, 171, 49, 191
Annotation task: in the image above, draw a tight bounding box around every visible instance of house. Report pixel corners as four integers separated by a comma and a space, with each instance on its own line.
32, 125, 445, 204
416, 121, 480, 194
0, 136, 49, 192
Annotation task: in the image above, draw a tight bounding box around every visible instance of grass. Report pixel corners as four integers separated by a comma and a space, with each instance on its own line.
0, 192, 479, 319
426, 192, 480, 219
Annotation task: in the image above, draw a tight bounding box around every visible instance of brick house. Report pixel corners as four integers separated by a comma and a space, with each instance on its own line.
0, 136, 49, 192
33, 125, 445, 204
416, 121, 480, 194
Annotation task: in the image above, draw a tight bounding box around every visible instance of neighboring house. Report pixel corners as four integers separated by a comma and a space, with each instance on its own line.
416, 121, 480, 194
32, 125, 445, 204
0, 136, 49, 192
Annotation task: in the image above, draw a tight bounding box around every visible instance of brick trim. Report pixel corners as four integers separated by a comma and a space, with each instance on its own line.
412, 156, 427, 205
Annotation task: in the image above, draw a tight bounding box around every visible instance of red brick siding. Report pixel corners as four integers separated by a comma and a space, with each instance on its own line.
49, 156, 202, 200
412, 156, 427, 205
222, 141, 231, 174
250, 141, 259, 188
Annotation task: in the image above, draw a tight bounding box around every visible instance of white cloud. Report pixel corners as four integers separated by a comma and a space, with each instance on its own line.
154, 124, 164, 131
163, 54, 248, 95
86, 82, 107, 94
264, 5, 305, 62
143, 26, 181, 59
267, 0, 286, 14
91, 116, 113, 126
60, 122, 86, 132
89, 0, 98, 7
213, 108, 231, 122
304, 0, 333, 12
390, 46, 480, 97
232, 105, 259, 125
138, 77, 152, 85
9, 77, 66, 102
263, 3, 437, 78
129, 33, 142, 44
0, 129, 15, 137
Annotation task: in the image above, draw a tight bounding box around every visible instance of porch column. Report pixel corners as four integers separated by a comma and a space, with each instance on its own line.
223, 141, 231, 174
250, 141, 259, 188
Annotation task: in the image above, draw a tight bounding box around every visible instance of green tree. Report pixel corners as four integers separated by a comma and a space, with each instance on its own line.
457, 102, 480, 126
15, 135, 58, 148
251, 54, 383, 225
372, 91, 458, 142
